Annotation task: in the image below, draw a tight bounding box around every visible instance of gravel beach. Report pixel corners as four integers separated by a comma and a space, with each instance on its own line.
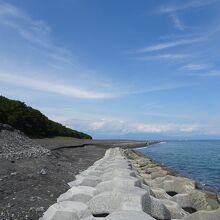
0, 126, 148, 220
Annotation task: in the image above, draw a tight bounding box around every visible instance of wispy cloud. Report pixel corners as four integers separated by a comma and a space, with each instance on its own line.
64, 117, 199, 134
133, 38, 202, 53
156, 0, 220, 30
181, 63, 210, 71
0, 2, 77, 66
170, 14, 185, 30
157, 0, 220, 14
0, 72, 115, 99
138, 53, 188, 61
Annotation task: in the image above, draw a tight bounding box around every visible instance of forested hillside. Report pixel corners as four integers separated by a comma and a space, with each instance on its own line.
0, 96, 92, 139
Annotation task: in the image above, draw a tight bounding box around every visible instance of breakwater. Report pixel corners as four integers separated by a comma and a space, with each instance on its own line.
136, 140, 220, 195
40, 147, 220, 220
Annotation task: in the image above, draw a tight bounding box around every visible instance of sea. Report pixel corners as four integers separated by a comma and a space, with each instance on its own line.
136, 140, 220, 195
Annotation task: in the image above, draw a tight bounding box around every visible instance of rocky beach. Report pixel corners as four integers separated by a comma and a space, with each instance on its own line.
39, 148, 220, 220
0, 125, 219, 220
0, 125, 147, 220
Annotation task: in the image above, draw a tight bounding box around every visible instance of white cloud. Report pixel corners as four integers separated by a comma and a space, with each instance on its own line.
138, 53, 187, 61
157, 0, 220, 14
170, 14, 185, 30
0, 2, 78, 67
134, 38, 202, 53
181, 63, 210, 71
0, 72, 115, 99
64, 117, 199, 134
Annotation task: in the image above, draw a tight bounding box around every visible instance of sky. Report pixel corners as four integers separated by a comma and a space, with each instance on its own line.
0, 0, 220, 139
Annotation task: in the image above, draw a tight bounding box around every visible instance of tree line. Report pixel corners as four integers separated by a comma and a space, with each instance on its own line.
0, 96, 92, 139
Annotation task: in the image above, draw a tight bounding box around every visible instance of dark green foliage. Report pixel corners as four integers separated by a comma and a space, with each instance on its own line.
0, 96, 92, 139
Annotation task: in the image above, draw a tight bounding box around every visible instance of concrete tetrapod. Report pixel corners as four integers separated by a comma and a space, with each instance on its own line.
88, 188, 150, 215
57, 186, 96, 203
161, 199, 188, 219
106, 210, 156, 220
145, 196, 171, 220
68, 175, 101, 188
95, 177, 142, 194
41, 201, 93, 220
182, 207, 220, 220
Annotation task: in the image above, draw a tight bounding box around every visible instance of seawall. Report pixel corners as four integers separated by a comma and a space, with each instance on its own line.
40, 147, 220, 220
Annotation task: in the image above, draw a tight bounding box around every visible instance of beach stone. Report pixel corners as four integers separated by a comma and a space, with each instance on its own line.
68, 175, 101, 188
161, 199, 188, 219
106, 210, 155, 220
41, 201, 93, 220
145, 196, 171, 220
57, 186, 96, 203
88, 188, 149, 214
182, 207, 220, 220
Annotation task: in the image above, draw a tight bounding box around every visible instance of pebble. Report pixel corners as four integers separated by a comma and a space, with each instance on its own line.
40, 169, 47, 175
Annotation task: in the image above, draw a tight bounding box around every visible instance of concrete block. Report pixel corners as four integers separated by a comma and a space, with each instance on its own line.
57, 186, 96, 203
145, 196, 171, 220
106, 210, 155, 220
68, 175, 101, 188
41, 201, 93, 220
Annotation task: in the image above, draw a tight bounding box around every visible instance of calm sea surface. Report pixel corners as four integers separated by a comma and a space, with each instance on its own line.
136, 140, 220, 194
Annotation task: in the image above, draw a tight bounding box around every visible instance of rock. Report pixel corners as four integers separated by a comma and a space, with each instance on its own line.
41, 201, 93, 220
40, 169, 47, 175
106, 210, 155, 220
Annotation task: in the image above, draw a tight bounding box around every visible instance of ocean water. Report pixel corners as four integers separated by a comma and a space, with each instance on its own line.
136, 140, 220, 194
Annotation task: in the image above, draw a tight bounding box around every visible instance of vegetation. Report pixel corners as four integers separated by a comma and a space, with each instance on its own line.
0, 96, 92, 139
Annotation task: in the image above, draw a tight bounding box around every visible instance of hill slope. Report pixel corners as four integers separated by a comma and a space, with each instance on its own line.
0, 96, 92, 139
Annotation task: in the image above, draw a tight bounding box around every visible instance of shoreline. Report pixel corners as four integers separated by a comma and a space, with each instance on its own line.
133, 148, 220, 200
126, 149, 220, 209
134, 143, 220, 199
40, 147, 220, 220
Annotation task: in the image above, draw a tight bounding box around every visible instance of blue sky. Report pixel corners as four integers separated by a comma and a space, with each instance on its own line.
0, 0, 220, 139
